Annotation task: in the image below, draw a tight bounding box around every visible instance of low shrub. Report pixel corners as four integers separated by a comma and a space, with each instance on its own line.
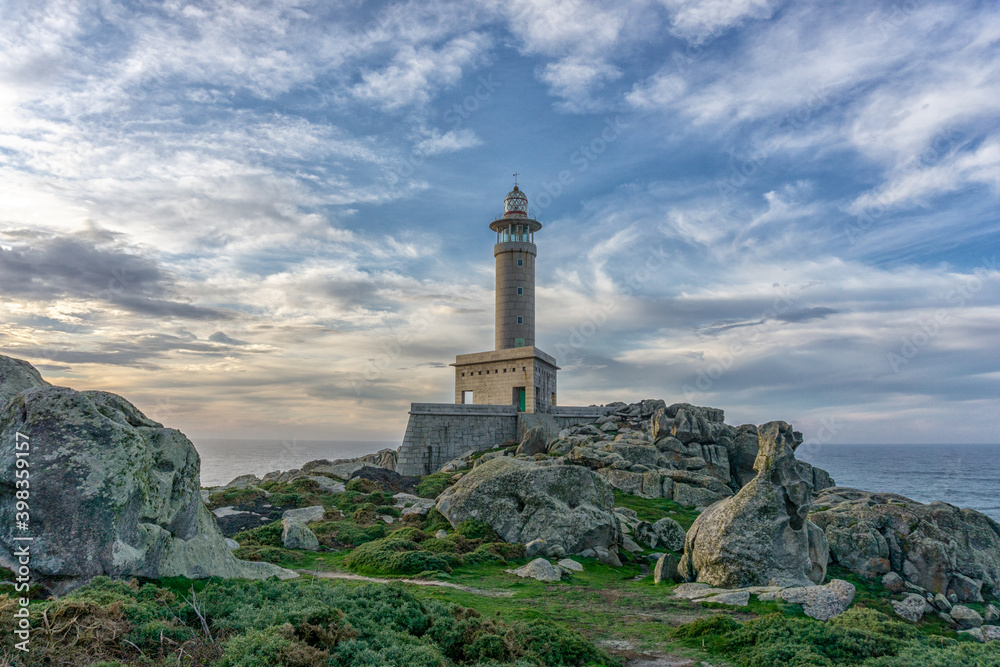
233, 520, 284, 548
344, 537, 457, 575
346, 477, 387, 494
206, 487, 267, 510
415, 472, 455, 499
455, 518, 499, 541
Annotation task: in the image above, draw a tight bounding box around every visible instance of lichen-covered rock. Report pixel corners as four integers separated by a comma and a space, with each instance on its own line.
516, 426, 547, 456
635, 518, 686, 552
653, 553, 679, 584
892, 593, 931, 622
951, 605, 984, 629
281, 518, 319, 551
0, 359, 294, 594
282, 506, 326, 523
435, 457, 620, 556
0, 355, 51, 408
778, 579, 855, 620
810, 487, 1000, 598
507, 558, 562, 582
679, 421, 828, 588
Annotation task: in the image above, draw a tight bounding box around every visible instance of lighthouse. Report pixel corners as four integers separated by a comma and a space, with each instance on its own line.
451, 180, 559, 413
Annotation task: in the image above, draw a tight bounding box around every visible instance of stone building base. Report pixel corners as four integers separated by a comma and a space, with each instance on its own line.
395, 402, 616, 476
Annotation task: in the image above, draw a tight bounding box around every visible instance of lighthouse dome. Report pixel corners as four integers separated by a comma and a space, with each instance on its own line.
504, 185, 528, 217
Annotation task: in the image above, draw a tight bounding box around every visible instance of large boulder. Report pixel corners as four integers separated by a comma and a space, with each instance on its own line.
810, 487, 1000, 598
0, 356, 51, 408
516, 426, 548, 456
435, 457, 620, 556
0, 359, 294, 594
679, 421, 829, 588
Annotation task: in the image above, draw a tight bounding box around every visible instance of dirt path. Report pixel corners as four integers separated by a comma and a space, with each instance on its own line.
296, 569, 515, 597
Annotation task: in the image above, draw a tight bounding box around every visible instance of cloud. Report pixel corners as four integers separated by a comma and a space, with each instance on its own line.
0, 225, 229, 320
660, 0, 778, 42
208, 331, 248, 346
351, 33, 491, 110
414, 128, 482, 155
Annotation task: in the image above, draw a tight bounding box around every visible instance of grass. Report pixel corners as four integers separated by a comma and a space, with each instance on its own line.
612, 490, 702, 530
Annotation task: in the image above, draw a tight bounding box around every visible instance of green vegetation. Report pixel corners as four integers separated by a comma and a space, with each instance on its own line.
0, 576, 622, 666
206, 486, 267, 510
415, 471, 456, 498
670, 607, 997, 667
612, 490, 702, 529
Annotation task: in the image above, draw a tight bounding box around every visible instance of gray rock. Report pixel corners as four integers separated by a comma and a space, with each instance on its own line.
525, 539, 548, 558
0, 355, 50, 408
985, 604, 999, 623
948, 573, 984, 603
516, 426, 548, 457
434, 529, 448, 539
696, 590, 750, 606
882, 571, 905, 593
281, 519, 319, 551
0, 370, 295, 594
673, 583, 724, 599
225, 538, 240, 550
557, 558, 583, 572
673, 483, 727, 509
592, 546, 623, 567
679, 421, 828, 588
224, 474, 262, 489
305, 475, 346, 494
622, 536, 643, 553
932, 593, 952, 613
281, 505, 325, 523
779, 579, 856, 620
811, 487, 1000, 599
982, 625, 1000, 642
960, 628, 985, 642
653, 553, 679, 584
950, 604, 983, 629
436, 457, 620, 556
507, 558, 562, 582
892, 593, 931, 622
636, 518, 685, 552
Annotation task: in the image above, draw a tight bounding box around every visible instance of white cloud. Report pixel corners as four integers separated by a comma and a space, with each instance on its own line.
660, 0, 777, 42
414, 128, 482, 155
351, 33, 491, 110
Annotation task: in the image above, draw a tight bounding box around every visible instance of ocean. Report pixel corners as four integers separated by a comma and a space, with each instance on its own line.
798, 443, 1000, 522
194, 439, 1000, 523
195, 439, 396, 488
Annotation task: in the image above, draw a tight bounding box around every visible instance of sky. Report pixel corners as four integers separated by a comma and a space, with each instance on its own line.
1, 0, 998, 449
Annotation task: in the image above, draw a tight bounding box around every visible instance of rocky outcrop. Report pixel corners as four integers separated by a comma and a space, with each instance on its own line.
635, 518, 685, 552
679, 421, 829, 588
547, 400, 833, 505
435, 457, 621, 557
810, 487, 1000, 599
0, 356, 294, 594
515, 427, 547, 456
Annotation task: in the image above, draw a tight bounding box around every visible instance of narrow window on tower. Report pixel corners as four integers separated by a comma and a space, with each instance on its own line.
517, 258, 524, 266
517, 316, 523, 324
517, 287, 523, 295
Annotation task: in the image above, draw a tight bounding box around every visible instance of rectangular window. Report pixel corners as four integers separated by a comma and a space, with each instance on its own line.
517, 287, 523, 295
517, 258, 524, 266
486, 370, 489, 374
517, 316, 523, 324
462, 390, 473, 404
503, 368, 507, 373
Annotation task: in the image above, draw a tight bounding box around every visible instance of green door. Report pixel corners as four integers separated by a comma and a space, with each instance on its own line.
519, 389, 526, 412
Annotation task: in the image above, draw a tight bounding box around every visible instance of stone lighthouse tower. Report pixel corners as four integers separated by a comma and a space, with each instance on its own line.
492, 183, 539, 350
451, 180, 559, 413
